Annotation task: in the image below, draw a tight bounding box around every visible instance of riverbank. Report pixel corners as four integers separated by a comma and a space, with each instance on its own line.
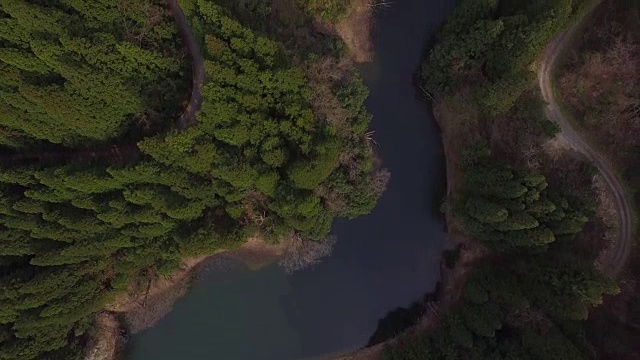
334, 0, 373, 62
376, 0, 629, 358
84, 237, 284, 360
327, 2, 479, 358
87, 2, 441, 358
85, 2, 375, 359
333, 93, 486, 360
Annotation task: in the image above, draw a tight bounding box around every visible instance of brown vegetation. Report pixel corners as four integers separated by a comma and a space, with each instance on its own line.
588, 246, 640, 360
558, 1, 640, 167
555, 1, 640, 357
371, 166, 391, 196
278, 233, 336, 273
118, 0, 165, 46
335, 0, 374, 62
429, 96, 491, 307
431, 92, 483, 192
304, 54, 390, 214
84, 313, 122, 360
306, 56, 353, 131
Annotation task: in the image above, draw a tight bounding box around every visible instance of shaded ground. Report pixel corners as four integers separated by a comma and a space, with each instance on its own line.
337, 4, 635, 359
539, 11, 634, 277
168, 0, 205, 128
334, 0, 374, 62
84, 313, 122, 360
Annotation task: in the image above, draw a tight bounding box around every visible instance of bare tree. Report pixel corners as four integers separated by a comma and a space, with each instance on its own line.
364, 130, 380, 149
372, 167, 391, 196
368, 0, 395, 10
278, 233, 336, 274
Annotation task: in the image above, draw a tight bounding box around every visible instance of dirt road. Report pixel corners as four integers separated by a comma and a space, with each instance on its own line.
538, 20, 633, 278
168, 0, 205, 128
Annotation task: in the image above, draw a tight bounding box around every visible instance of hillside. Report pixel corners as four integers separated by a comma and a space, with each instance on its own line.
0, 1, 381, 359
378, 0, 633, 359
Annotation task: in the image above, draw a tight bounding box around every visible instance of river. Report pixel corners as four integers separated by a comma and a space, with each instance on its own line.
125, 0, 452, 358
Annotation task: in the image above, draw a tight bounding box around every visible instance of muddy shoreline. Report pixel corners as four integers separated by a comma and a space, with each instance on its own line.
86, 1, 419, 359
84, 238, 284, 360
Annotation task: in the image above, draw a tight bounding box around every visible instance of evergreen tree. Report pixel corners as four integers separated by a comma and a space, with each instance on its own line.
0, 1, 383, 358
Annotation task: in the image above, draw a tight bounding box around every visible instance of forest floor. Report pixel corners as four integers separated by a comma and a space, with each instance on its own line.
334, 0, 374, 62
539, 12, 633, 278
550, 1, 640, 356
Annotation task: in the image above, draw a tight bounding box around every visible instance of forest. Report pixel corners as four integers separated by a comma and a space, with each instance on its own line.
384, 149, 617, 359
383, 0, 627, 358
0, 0, 381, 359
555, 0, 639, 356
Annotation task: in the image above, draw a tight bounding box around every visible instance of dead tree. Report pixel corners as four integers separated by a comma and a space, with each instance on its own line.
369, 0, 395, 10
278, 233, 336, 274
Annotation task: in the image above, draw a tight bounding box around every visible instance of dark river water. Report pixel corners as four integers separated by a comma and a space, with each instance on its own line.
126, 1, 452, 358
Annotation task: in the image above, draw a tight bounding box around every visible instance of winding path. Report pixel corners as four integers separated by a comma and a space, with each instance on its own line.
538, 19, 633, 278
168, 0, 205, 129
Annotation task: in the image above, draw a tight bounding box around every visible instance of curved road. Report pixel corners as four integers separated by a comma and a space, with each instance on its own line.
167, 0, 634, 277
538, 20, 633, 278
168, 0, 205, 129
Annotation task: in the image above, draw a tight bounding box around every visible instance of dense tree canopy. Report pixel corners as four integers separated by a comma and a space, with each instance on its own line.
456, 153, 592, 251
421, 0, 595, 114
297, 0, 351, 22
0, 0, 187, 147
383, 254, 617, 360
383, 0, 617, 358
0, 1, 382, 359
139, 0, 380, 240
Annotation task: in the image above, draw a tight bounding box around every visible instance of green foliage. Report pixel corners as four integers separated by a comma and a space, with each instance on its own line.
463, 279, 489, 304
385, 155, 609, 358
138, 0, 378, 239
298, 0, 351, 22
0, 1, 383, 358
0, 0, 186, 146
384, 253, 614, 360
517, 256, 619, 320
384, 2, 613, 357
512, 92, 561, 137
288, 139, 343, 189
422, 0, 591, 114
455, 153, 591, 251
